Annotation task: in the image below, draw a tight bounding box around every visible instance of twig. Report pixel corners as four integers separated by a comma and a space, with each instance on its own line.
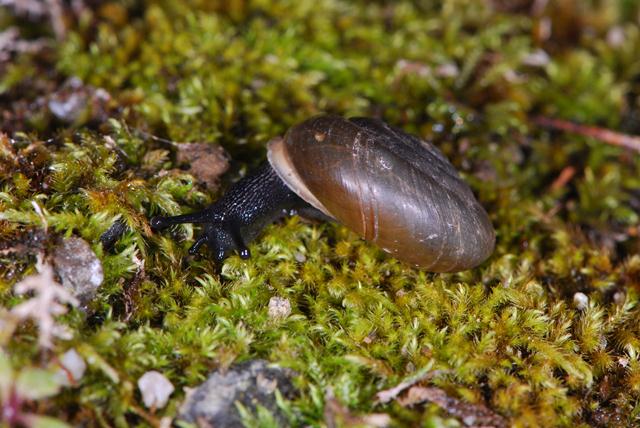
374, 362, 450, 404
550, 166, 576, 191
397, 386, 507, 428
534, 116, 640, 153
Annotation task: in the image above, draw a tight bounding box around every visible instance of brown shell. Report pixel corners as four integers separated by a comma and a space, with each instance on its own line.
267, 115, 495, 272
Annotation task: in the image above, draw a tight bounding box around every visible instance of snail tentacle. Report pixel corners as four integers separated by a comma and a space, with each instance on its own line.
151, 210, 218, 230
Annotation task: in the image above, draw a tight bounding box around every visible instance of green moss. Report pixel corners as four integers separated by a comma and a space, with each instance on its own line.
2, 0, 640, 426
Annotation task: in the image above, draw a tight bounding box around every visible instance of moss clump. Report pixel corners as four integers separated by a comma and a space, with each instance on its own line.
2, 1, 640, 426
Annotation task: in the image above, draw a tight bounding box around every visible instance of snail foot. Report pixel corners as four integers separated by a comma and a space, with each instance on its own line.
190, 221, 250, 262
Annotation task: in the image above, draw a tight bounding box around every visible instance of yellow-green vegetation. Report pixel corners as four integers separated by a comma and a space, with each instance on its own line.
2, 1, 640, 426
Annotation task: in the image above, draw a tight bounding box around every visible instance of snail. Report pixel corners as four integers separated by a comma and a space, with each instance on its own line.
150, 115, 495, 272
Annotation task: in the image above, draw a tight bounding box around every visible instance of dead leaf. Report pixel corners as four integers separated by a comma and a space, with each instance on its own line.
398, 386, 507, 428
175, 143, 229, 191
325, 389, 391, 428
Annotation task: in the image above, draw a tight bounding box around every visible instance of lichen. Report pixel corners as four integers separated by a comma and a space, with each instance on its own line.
1, 1, 640, 427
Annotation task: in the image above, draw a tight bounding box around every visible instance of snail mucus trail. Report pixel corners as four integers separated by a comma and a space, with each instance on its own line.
150, 115, 495, 272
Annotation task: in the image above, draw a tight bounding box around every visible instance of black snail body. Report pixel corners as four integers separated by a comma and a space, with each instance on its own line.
150, 115, 495, 272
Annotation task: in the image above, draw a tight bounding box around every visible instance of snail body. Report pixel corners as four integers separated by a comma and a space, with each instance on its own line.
151, 115, 495, 272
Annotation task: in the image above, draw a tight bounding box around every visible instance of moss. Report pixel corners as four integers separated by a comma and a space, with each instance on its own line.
2, 0, 640, 426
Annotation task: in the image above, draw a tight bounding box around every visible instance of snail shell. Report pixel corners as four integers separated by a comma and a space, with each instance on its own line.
267, 115, 494, 272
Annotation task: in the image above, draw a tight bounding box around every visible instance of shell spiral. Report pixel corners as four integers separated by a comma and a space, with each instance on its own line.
267, 115, 495, 272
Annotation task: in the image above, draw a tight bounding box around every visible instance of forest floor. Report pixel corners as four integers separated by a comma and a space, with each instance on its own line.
1, 1, 640, 427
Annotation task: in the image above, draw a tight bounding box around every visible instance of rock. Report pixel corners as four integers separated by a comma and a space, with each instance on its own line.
55, 348, 86, 386
47, 77, 112, 125
138, 370, 175, 409
573, 292, 588, 310
268, 296, 291, 320
52, 237, 103, 307
522, 49, 550, 67
179, 359, 298, 427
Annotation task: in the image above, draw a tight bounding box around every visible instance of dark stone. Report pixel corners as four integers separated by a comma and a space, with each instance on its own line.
178, 359, 298, 427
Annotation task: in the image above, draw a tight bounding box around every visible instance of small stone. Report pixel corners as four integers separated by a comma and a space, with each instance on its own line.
599, 336, 607, 350
396, 59, 430, 77
293, 252, 306, 263
53, 237, 103, 308
573, 292, 588, 310
607, 26, 625, 47
48, 91, 87, 123
268, 296, 291, 320
463, 415, 477, 425
363, 332, 376, 344
55, 348, 86, 386
434, 62, 459, 78
522, 49, 550, 67
178, 359, 298, 427
47, 77, 112, 125
138, 370, 175, 410
613, 291, 626, 305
